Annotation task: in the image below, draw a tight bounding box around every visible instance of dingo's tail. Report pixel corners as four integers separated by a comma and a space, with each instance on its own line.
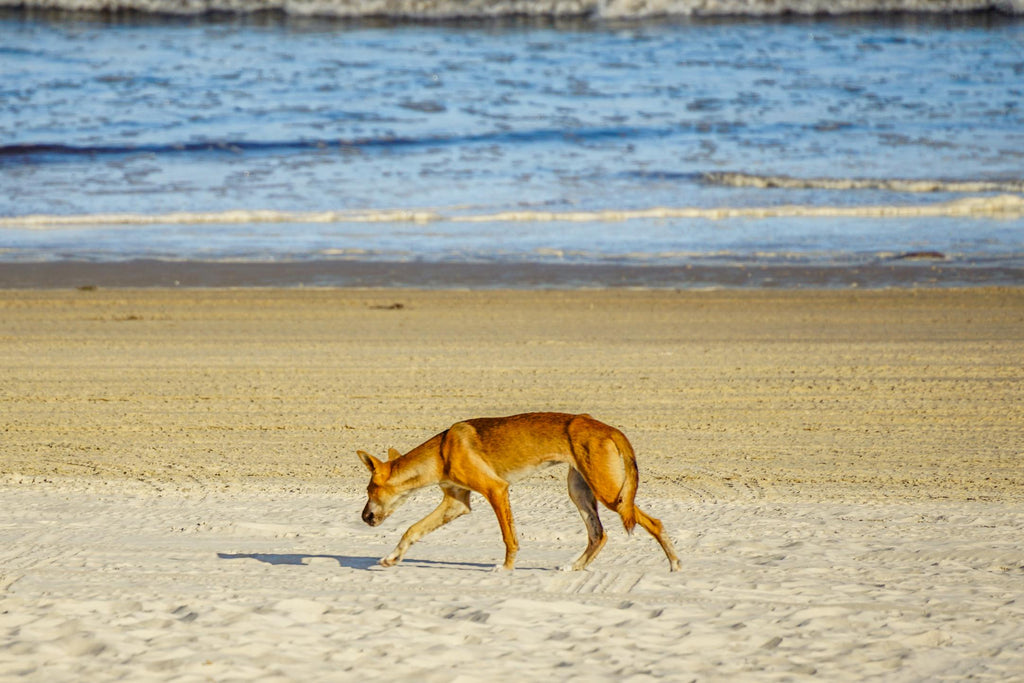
611, 430, 639, 535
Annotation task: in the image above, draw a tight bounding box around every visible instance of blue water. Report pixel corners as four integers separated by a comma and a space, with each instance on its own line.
1, 10, 1023, 271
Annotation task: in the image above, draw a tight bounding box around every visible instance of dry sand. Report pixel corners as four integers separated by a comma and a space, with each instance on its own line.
1, 287, 1022, 681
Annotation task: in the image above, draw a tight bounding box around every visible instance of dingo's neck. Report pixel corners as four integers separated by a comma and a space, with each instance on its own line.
388, 433, 445, 491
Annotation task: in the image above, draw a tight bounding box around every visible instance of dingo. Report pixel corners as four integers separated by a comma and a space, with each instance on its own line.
357, 412, 681, 572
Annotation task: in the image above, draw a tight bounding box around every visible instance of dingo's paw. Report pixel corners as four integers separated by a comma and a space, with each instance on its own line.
379, 555, 398, 568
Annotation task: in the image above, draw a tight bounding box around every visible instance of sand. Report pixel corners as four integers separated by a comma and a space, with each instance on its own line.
2, 287, 1023, 680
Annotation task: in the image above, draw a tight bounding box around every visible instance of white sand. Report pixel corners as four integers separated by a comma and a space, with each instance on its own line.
2, 477, 1022, 681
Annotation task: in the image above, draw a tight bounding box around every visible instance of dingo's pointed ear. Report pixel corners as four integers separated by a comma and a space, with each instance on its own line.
387, 447, 402, 461
357, 450, 382, 473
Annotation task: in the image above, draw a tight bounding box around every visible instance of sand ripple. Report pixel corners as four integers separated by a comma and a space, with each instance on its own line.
2, 481, 1022, 681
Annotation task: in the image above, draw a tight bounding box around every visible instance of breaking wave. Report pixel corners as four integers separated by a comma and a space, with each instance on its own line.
4, 194, 1023, 228
704, 173, 1024, 194
0, 0, 1020, 17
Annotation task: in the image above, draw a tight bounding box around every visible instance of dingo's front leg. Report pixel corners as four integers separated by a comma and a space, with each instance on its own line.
380, 487, 471, 567
480, 481, 518, 571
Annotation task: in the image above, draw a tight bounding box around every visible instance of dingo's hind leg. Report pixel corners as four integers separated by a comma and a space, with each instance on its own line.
634, 506, 682, 572
563, 467, 607, 571
567, 417, 638, 533
381, 485, 471, 567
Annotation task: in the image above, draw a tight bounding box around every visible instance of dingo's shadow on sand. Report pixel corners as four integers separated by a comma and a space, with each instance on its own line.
217, 553, 379, 569
217, 552, 493, 571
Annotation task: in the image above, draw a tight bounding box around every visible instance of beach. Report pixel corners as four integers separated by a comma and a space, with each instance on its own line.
4, 5, 1024, 679
2, 286, 1022, 680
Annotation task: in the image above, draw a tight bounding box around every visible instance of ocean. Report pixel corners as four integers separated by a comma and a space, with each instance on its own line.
1, 2, 1023, 287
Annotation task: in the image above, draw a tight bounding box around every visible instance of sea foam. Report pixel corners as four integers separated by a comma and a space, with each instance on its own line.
4, 195, 1023, 228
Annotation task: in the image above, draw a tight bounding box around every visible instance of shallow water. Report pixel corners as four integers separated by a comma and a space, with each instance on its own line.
1, 10, 1022, 275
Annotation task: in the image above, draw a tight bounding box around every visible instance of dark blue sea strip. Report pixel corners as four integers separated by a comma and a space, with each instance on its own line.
0, 125, 678, 164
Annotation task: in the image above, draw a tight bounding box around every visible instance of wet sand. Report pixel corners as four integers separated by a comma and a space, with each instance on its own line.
1, 258, 1023, 289
2, 287, 1023, 680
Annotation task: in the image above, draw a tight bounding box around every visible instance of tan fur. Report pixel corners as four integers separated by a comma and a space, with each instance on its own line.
357, 412, 681, 572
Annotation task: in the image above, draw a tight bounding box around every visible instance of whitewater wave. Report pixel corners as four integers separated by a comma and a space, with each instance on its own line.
0, 0, 1019, 17
4, 195, 1023, 228
704, 173, 1024, 194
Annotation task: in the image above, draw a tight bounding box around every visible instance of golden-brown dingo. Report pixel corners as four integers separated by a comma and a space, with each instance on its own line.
357, 412, 681, 572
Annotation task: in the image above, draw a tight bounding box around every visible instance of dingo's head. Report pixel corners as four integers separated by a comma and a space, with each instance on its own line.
357, 448, 408, 526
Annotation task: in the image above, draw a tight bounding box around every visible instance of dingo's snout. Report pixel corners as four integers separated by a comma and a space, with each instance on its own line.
362, 503, 383, 526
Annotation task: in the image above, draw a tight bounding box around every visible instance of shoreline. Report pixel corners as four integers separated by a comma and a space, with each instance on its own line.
1, 258, 1022, 289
